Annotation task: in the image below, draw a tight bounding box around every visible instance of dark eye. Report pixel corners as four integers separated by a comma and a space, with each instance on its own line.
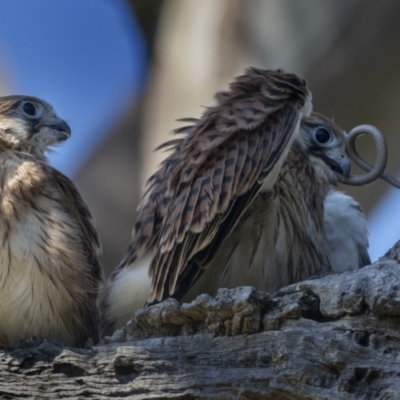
314, 127, 331, 144
22, 102, 37, 116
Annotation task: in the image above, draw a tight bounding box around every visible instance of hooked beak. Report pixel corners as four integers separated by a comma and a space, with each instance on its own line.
44, 117, 71, 141
320, 153, 351, 178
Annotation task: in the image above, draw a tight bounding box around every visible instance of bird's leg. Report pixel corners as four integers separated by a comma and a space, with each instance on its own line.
339, 124, 400, 188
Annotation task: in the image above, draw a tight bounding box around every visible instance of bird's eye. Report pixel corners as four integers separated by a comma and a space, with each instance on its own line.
314, 127, 331, 144
22, 102, 37, 117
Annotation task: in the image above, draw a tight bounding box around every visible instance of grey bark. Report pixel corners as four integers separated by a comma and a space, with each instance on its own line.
2, 242, 400, 399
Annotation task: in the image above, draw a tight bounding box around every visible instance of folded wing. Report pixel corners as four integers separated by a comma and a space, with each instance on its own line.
123, 68, 312, 303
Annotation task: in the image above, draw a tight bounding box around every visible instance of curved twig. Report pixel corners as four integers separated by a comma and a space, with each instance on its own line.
339, 124, 400, 188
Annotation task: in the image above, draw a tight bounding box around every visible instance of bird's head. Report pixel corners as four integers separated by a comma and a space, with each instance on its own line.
299, 112, 350, 186
0, 95, 71, 158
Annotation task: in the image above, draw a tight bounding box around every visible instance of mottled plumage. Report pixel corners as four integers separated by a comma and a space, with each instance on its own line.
0, 96, 103, 347
100, 68, 361, 335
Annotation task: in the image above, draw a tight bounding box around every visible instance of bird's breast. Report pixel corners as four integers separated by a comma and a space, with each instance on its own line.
0, 192, 83, 345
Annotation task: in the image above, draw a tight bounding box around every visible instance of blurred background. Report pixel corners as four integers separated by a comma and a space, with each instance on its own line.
0, 0, 399, 276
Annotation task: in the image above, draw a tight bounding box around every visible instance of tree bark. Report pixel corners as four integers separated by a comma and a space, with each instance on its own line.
1, 242, 400, 399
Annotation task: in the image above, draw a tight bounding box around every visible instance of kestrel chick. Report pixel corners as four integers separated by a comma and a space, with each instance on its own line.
0, 96, 103, 347
100, 68, 365, 334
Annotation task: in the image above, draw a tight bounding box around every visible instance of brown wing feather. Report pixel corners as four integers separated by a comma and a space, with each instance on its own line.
125, 68, 311, 303
51, 169, 102, 266
152, 106, 301, 302
208, 145, 227, 219
177, 159, 215, 243
50, 168, 103, 344
172, 184, 261, 299
232, 134, 248, 193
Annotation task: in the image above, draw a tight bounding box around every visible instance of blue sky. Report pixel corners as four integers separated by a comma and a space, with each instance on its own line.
0, 0, 147, 175
368, 185, 400, 261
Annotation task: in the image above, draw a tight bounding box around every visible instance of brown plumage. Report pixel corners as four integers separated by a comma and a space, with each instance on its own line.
100, 68, 353, 335
0, 95, 103, 347
135, 69, 310, 300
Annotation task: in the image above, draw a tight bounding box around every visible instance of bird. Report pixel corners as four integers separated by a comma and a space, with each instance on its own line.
99, 189, 371, 333
99, 67, 368, 335
0, 95, 103, 347
324, 190, 370, 273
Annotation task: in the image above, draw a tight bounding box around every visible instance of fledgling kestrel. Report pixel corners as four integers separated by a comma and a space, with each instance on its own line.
99, 68, 366, 334
0, 96, 103, 347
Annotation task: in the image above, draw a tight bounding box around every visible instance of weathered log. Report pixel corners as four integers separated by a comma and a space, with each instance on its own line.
1, 242, 400, 399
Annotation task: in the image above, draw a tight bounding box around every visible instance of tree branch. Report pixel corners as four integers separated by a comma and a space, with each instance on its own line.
1, 242, 400, 399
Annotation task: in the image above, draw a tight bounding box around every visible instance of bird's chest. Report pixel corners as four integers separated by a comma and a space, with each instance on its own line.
0, 196, 78, 345
275, 158, 330, 259
0, 159, 64, 286
0, 205, 52, 280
